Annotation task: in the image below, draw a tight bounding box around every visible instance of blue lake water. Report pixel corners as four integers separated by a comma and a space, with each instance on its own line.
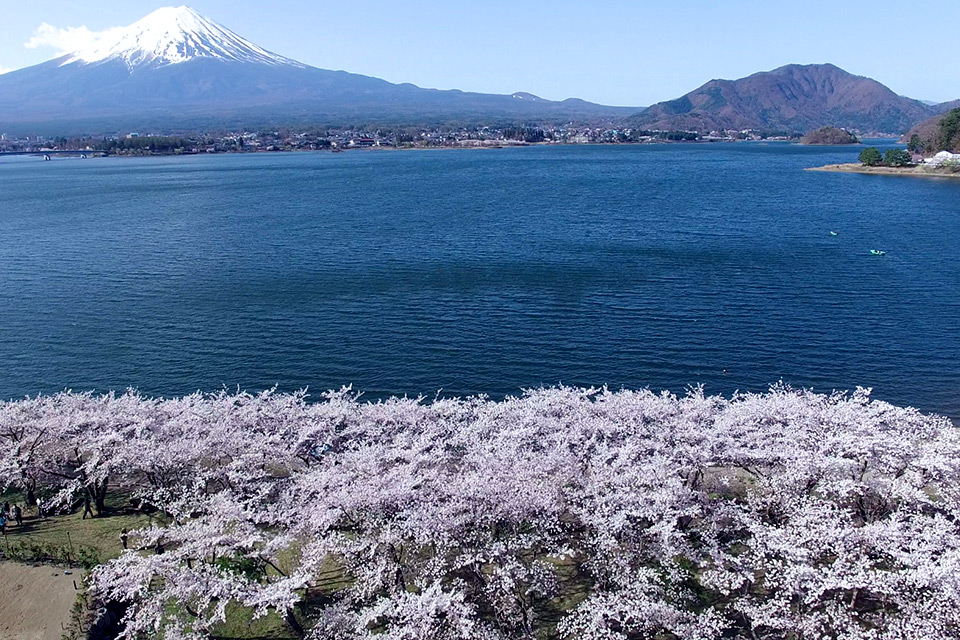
1, 143, 958, 418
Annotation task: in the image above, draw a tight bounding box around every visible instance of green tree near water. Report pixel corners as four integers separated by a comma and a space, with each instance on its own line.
884, 148, 913, 167
859, 147, 883, 166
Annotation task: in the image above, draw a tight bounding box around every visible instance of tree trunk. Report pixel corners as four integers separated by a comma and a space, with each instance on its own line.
93, 477, 109, 516
284, 610, 306, 639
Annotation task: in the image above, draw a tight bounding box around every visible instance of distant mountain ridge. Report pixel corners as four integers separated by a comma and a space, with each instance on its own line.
0, 6, 633, 134
1, 10, 955, 136
634, 64, 956, 135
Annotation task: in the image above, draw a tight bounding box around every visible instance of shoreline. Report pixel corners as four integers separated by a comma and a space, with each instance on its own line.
3, 138, 804, 160
807, 163, 960, 179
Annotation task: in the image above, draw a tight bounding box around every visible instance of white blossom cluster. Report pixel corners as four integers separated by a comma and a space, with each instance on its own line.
1, 384, 958, 639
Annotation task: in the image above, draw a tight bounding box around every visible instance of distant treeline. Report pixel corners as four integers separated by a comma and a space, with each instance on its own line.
97, 136, 197, 153
502, 126, 549, 142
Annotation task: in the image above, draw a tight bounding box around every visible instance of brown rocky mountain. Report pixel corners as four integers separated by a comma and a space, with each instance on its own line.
632, 64, 953, 135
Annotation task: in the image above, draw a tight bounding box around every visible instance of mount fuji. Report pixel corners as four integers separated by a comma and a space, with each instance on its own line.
0, 6, 635, 134
57, 6, 306, 70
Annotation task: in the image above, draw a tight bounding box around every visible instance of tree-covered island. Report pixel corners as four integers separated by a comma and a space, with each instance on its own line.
800, 126, 859, 145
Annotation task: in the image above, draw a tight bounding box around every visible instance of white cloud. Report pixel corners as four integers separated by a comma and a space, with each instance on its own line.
24, 22, 123, 56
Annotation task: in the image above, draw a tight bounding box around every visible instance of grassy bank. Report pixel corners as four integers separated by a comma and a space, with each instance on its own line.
1, 512, 151, 568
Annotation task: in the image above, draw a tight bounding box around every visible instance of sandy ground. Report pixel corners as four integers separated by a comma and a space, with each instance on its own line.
0, 562, 80, 640
807, 163, 960, 178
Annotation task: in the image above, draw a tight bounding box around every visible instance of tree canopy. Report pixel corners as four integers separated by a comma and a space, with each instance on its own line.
939, 108, 960, 153
884, 148, 913, 167
1, 385, 958, 639
859, 147, 883, 166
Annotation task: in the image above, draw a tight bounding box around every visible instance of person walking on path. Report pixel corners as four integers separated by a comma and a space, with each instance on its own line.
82, 494, 94, 519
13, 504, 22, 527
0, 513, 6, 536
120, 529, 129, 550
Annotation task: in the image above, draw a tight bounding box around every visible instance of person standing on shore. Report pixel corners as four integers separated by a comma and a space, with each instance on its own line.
120, 529, 129, 550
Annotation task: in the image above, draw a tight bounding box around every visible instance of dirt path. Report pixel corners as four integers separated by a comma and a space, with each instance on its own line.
0, 562, 80, 640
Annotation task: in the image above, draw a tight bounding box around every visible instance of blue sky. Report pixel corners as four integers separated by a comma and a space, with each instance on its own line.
2, 1, 958, 106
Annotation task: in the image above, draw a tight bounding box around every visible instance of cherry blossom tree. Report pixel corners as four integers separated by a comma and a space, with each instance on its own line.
1, 384, 957, 639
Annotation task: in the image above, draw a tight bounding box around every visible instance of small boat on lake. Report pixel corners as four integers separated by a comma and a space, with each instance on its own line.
870, 249, 886, 256
830, 231, 838, 236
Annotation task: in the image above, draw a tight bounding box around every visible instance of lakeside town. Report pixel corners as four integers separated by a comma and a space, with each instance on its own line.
0, 124, 806, 156
8, 123, 958, 178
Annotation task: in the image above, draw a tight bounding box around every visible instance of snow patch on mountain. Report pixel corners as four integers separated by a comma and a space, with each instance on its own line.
60, 6, 304, 70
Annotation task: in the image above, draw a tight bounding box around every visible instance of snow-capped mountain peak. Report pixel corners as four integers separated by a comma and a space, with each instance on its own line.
60, 6, 304, 70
